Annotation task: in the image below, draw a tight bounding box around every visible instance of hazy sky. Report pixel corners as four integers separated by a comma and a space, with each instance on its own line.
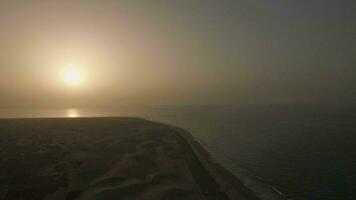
0, 0, 355, 107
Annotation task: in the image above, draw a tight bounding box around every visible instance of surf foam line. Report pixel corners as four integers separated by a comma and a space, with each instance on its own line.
173, 126, 293, 200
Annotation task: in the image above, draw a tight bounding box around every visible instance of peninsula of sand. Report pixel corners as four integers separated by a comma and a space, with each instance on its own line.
0, 117, 262, 200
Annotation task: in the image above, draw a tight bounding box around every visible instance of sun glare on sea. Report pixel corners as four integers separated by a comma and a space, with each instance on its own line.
67, 108, 79, 118
61, 65, 85, 86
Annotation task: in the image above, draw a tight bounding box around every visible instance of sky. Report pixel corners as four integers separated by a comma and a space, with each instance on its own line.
0, 0, 355, 108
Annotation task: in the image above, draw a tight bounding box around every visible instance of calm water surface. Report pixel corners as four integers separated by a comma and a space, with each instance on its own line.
0, 105, 355, 200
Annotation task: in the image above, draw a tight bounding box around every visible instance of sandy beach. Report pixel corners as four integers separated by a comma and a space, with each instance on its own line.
0, 117, 260, 200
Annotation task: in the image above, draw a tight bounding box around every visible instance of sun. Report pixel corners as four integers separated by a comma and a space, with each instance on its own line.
61, 66, 84, 86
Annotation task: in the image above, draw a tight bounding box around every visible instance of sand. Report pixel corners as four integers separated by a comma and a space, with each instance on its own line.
0, 117, 260, 200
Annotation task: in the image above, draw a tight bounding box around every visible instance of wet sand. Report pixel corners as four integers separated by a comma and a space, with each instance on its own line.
0, 117, 260, 200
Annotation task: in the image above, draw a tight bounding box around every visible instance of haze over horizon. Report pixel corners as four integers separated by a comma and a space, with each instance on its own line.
0, 0, 355, 108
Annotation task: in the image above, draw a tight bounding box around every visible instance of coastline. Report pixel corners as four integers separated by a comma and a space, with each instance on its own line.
173, 127, 260, 200
0, 117, 285, 199
166, 124, 289, 200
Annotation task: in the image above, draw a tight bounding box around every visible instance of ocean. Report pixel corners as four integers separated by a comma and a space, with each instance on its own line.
0, 104, 354, 199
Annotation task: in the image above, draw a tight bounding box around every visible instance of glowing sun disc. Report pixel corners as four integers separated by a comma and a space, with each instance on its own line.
62, 68, 83, 86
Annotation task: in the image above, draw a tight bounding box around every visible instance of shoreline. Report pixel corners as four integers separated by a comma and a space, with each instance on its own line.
0, 117, 286, 199
173, 127, 260, 200
164, 124, 288, 200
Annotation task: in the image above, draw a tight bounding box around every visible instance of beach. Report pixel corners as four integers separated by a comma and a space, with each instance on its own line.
0, 117, 261, 200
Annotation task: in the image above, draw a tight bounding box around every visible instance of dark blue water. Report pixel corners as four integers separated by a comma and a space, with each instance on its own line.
144, 105, 356, 200
0, 105, 355, 199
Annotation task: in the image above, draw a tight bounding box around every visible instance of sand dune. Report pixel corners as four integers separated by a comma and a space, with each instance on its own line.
0, 117, 260, 200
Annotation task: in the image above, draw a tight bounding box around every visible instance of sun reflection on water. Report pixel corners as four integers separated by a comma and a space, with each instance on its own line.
67, 108, 79, 118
